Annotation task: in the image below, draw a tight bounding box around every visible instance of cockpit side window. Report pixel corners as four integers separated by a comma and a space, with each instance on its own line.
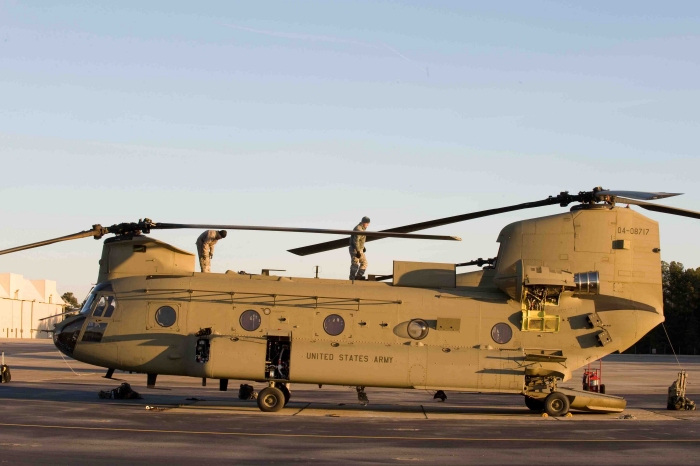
93, 296, 107, 317
104, 297, 117, 318
93, 296, 118, 318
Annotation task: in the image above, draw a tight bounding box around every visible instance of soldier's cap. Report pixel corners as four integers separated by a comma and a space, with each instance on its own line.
361, 216, 370, 223
219, 230, 228, 238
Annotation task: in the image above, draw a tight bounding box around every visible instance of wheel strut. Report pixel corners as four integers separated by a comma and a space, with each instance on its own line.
356, 386, 369, 406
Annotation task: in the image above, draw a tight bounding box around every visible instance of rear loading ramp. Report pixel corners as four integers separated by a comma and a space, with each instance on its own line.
555, 387, 627, 413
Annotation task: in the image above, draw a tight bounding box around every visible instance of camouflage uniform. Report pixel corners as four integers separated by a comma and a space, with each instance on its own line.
196, 230, 225, 273
349, 222, 368, 280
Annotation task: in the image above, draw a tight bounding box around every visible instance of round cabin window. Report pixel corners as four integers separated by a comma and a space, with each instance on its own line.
491, 323, 513, 344
407, 319, 429, 340
323, 314, 345, 336
155, 306, 177, 327
240, 310, 262, 332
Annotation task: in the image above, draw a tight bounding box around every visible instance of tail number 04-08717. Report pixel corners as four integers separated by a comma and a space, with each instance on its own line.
617, 227, 650, 235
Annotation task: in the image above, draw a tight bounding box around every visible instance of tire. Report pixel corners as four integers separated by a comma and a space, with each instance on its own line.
275, 383, 291, 406
599, 384, 606, 395
0, 365, 10, 383
525, 396, 544, 411
544, 392, 570, 417
257, 386, 285, 412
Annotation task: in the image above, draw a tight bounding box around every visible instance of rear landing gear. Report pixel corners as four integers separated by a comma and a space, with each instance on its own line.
524, 396, 544, 411
524, 375, 570, 416
524, 393, 569, 415
543, 392, 570, 417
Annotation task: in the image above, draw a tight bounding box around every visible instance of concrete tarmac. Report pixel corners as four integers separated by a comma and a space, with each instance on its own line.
1, 339, 699, 465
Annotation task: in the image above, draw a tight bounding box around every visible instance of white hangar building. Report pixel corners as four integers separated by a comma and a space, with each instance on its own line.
0, 273, 66, 339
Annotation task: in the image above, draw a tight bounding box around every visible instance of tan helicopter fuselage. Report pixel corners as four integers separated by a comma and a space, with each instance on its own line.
57, 206, 664, 395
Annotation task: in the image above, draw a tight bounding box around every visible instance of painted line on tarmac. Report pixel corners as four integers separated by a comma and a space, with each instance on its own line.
0, 423, 698, 442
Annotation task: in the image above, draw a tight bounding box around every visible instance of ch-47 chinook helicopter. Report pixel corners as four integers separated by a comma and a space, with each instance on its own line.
3, 187, 699, 416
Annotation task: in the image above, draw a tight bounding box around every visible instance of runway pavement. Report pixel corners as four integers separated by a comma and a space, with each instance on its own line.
1, 339, 699, 465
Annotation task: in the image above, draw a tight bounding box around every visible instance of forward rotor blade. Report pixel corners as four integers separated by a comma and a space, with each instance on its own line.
615, 197, 700, 220
39, 309, 80, 321
155, 223, 461, 241
288, 196, 565, 256
0, 229, 101, 256
597, 191, 682, 201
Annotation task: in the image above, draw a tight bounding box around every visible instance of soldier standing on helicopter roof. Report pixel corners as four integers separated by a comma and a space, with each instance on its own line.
349, 216, 370, 280
196, 230, 227, 273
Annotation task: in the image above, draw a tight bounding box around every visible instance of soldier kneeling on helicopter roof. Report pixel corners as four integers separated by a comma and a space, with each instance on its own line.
349, 216, 370, 280
196, 229, 227, 273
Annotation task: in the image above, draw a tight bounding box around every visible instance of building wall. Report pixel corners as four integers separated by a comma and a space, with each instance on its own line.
0, 273, 66, 339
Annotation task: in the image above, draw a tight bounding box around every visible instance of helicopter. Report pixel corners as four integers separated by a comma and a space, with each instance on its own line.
3, 187, 699, 416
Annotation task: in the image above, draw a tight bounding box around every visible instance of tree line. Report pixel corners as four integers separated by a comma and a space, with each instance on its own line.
628, 261, 700, 355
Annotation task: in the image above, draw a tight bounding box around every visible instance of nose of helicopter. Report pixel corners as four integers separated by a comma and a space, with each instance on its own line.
53, 315, 86, 357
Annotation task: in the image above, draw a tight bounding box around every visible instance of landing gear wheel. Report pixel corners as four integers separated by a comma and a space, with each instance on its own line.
257, 386, 285, 412
275, 383, 291, 406
0, 365, 11, 383
525, 396, 544, 411
600, 384, 606, 395
544, 392, 570, 417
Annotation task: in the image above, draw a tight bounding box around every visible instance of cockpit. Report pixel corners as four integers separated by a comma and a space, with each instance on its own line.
54, 283, 116, 356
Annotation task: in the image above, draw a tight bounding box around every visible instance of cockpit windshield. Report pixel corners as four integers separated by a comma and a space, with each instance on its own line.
79, 293, 97, 315
79, 283, 113, 315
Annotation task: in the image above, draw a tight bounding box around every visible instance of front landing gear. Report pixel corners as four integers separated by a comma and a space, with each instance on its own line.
275, 382, 291, 406
257, 386, 285, 412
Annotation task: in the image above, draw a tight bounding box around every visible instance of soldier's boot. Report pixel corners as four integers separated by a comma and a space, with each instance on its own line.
355, 269, 367, 280
350, 263, 359, 280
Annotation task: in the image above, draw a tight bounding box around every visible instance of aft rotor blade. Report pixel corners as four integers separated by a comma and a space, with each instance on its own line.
155, 223, 461, 241
455, 257, 496, 267
0, 229, 101, 256
288, 196, 564, 256
598, 191, 682, 201
615, 197, 700, 220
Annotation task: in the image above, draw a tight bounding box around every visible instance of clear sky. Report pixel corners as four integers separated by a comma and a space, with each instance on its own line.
1, 1, 699, 300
